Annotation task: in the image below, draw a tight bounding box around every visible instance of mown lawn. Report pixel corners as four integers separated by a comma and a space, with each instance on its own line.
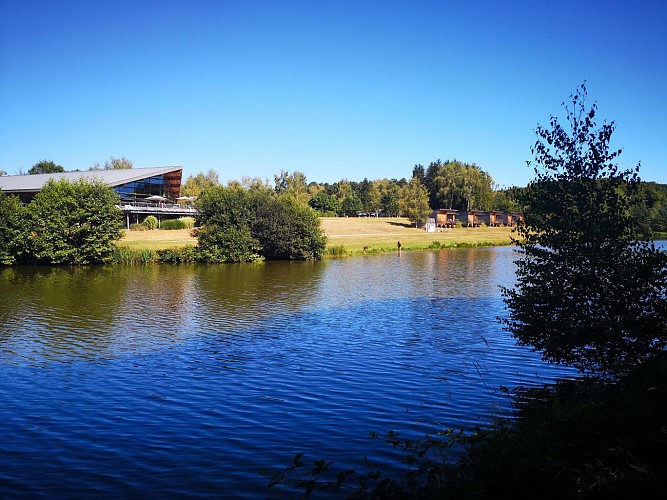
118, 228, 197, 250
118, 218, 515, 253
320, 217, 515, 254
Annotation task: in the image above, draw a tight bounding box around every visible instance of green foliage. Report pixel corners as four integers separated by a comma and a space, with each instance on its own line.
181, 169, 220, 198
155, 246, 197, 263
424, 160, 495, 211
197, 224, 263, 263
493, 187, 522, 212
160, 217, 194, 230
341, 193, 363, 216
253, 195, 327, 260
24, 178, 124, 265
111, 247, 157, 264
460, 355, 667, 498
129, 223, 148, 231
112, 246, 197, 264
308, 192, 341, 215
28, 159, 64, 175
326, 245, 347, 257
399, 177, 431, 227
195, 185, 326, 262
0, 193, 26, 265
274, 169, 309, 205
502, 84, 667, 378
91, 156, 133, 170
142, 216, 158, 230
381, 185, 401, 216
105, 156, 132, 170
632, 181, 667, 235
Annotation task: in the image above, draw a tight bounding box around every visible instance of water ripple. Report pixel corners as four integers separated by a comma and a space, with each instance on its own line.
0, 249, 577, 497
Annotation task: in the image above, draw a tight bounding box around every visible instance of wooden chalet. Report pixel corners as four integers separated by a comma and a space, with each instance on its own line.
435, 209, 458, 228
484, 210, 503, 227
458, 210, 485, 227
503, 212, 522, 227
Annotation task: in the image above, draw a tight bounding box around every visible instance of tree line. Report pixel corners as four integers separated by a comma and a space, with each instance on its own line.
180, 161, 500, 227
6, 153, 666, 233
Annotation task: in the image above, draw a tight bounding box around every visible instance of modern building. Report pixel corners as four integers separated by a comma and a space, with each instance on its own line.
0, 166, 196, 228
0, 166, 182, 202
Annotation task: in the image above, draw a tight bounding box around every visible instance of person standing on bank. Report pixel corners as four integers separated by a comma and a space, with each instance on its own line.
397, 241, 402, 253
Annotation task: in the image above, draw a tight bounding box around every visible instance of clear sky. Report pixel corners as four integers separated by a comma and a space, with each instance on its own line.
1, 0, 665, 187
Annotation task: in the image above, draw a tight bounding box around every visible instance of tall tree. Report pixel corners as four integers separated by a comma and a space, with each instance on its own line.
501, 84, 667, 378
400, 177, 431, 227
274, 170, 309, 205
105, 156, 133, 170
28, 160, 64, 175
412, 164, 426, 184
182, 169, 220, 198
424, 160, 494, 210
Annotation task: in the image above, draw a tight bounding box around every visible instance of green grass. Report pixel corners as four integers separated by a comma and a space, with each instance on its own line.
118, 218, 515, 255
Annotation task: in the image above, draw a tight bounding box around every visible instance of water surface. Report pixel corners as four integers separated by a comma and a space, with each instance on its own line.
0, 247, 579, 497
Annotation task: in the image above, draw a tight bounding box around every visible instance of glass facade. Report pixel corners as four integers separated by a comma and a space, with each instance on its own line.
114, 175, 165, 203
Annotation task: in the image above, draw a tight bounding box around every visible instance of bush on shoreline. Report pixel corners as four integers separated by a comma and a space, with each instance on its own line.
1, 178, 123, 265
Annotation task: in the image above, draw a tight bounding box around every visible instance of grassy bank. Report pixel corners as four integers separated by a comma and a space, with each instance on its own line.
119, 228, 197, 250
320, 217, 514, 255
118, 218, 515, 255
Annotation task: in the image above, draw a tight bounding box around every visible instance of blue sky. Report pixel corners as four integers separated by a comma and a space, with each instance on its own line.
1, 0, 665, 187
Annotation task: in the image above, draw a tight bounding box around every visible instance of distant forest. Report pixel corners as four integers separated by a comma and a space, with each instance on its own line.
182, 159, 667, 236
11, 157, 664, 235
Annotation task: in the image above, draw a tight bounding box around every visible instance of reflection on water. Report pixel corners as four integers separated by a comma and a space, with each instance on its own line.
0, 248, 574, 497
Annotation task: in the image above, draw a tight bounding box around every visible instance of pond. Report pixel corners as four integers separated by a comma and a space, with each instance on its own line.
0, 246, 588, 497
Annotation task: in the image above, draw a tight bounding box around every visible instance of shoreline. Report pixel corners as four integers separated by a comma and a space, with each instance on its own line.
118, 218, 516, 260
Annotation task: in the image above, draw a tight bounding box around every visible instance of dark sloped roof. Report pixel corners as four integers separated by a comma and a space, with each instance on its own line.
0, 166, 182, 194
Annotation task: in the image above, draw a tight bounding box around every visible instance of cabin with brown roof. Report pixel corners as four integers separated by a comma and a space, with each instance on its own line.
458, 210, 484, 227
484, 210, 503, 227
503, 212, 522, 227
435, 209, 458, 228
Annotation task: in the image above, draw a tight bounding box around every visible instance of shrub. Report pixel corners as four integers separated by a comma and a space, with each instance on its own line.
195, 185, 326, 262
252, 195, 327, 260
156, 246, 197, 263
0, 193, 25, 265
160, 217, 195, 230
129, 223, 148, 231
160, 219, 186, 230
326, 245, 346, 257
24, 178, 123, 265
142, 216, 158, 230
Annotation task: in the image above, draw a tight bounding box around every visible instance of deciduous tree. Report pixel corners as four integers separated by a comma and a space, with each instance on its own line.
24, 178, 123, 264
28, 160, 64, 175
501, 84, 667, 378
400, 177, 431, 227
182, 169, 220, 198
195, 185, 326, 262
